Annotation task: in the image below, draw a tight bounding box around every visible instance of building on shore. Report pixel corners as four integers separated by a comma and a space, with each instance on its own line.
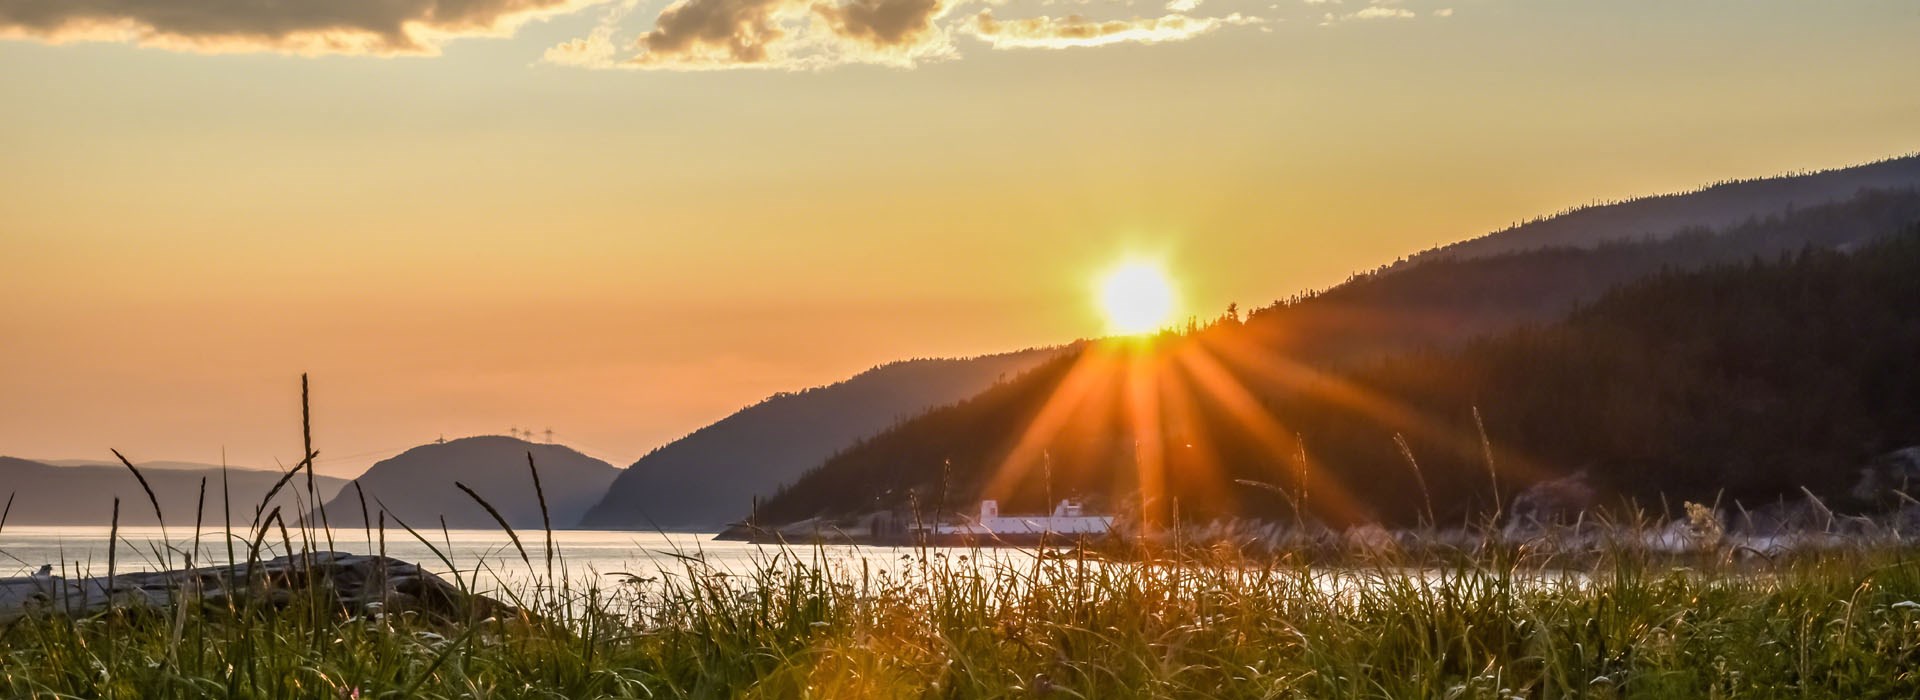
929, 500, 1115, 539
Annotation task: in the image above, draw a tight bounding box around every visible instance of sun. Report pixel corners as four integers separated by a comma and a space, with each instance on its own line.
1099, 261, 1177, 336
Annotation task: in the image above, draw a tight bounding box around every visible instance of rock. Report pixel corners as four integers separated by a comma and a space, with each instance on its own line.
1852, 447, 1920, 504
1889, 503, 1920, 536
0, 552, 514, 624
1503, 472, 1597, 538
1344, 524, 1396, 553
1733, 497, 1834, 537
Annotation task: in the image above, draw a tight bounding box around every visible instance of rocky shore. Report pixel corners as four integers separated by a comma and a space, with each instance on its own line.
0, 552, 513, 624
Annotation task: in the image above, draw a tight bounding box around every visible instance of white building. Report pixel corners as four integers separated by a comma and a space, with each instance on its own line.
933, 500, 1115, 537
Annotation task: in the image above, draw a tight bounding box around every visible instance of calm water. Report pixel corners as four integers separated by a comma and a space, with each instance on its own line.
0, 526, 1029, 593
1, 527, 1589, 604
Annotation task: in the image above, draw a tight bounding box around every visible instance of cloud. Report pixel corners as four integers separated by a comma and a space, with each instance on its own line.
1350, 6, 1413, 19
629, 0, 794, 66
548, 0, 1277, 69
0, 0, 1279, 66
1319, 2, 1418, 25
965, 10, 1260, 50
554, 0, 953, 70
0, 0, 602, 55
813, 0, 945, 48
544, 0, 641, 66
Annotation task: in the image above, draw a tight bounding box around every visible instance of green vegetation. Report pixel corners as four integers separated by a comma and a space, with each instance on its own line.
4, 535, 1920, 698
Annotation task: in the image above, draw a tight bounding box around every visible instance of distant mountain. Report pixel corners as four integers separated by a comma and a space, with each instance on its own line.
1399, 153, 1920, 266
321, 436, 619, 530
40, 459, 278, 472
0, 457, 346, 527
579, 348, 1063, 530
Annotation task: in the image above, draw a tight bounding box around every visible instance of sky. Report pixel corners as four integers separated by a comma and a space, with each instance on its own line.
2, 0, 1918, 476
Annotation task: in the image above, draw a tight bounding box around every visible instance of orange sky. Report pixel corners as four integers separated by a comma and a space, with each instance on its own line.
2, 0, 1918, 475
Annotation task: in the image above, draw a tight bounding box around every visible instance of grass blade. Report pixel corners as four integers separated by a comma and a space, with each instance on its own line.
455, 481, 531, 569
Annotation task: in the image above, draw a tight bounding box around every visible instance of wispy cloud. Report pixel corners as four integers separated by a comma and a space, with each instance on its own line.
1320, 0, 1430, 25
0, 0, 604, 55
1351, 6, 1414, 19
964, 10, 1261, 50
544, 0, 643, 66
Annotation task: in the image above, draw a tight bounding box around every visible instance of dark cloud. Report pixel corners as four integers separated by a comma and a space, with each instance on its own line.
625, 0, 947, 69
631, 0, 789, 65
0, 0, 593, 54
811, 0, 942, 48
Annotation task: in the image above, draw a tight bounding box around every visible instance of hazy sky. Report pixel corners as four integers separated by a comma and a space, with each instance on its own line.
3, 0, 1917, 476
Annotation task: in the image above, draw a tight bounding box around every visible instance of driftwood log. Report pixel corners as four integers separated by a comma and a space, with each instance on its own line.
0, 552, 514, 624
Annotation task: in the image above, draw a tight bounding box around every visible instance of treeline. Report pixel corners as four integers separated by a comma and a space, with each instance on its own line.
1399, 153, 1920, 265
754, 197, 1920, 527
1239, 187, 1920, 365
1269, 232, 1920, 524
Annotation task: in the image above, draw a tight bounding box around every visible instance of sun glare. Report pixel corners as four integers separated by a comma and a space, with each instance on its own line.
1099, 261, 1177, 336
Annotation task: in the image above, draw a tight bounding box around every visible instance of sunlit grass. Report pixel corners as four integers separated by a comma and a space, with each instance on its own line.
6, 381, 1918, 698
4, 533, 1919, 699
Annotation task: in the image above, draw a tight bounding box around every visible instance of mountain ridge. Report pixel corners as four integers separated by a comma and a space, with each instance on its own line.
580, 348, 1063, 530
1395, 152, 1920, 268
0, 456, 348, 526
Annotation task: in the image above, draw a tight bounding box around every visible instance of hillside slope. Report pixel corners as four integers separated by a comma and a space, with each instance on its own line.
1400, 153, 1920, 266
0, 457, 346, 526
580, 348, 1061, 530
1245, 188, 1920, 365
322, 436, 618, 529
755, 217, 1920, 527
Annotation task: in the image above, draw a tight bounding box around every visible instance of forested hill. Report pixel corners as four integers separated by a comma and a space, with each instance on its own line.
322, 436, 618, 529
610, 186, 1916, 530
754, 229, 1920, 528
579, 348, 1062, 530
1240, 188, 1920, 365
1398, 153, 1920, 267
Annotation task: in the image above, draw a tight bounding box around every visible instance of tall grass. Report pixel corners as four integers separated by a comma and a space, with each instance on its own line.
4, 382, 1919, 698
5, 524, 1919, 697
